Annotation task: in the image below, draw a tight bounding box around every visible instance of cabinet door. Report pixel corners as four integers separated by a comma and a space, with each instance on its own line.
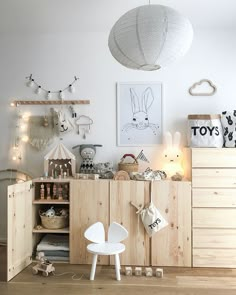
110, 180, 150, 266
70, 179, 109, 265
7, 181, 33, 281
151, 181, 192, 267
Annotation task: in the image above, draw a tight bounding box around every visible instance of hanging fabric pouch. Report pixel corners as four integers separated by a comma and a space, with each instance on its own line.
131, 180, 168, 237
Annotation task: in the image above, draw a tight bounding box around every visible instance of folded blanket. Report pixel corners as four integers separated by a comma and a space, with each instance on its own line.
37, 234, 69, 251
36, 250, 69, 257
44, 256, 69, 261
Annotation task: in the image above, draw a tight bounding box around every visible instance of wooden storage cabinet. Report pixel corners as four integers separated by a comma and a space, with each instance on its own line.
109, 180, 150, 266
6, 178, 192, 281
192, 148, 236, 268
151, 181, 192, 267
70, 179, 109, 265
7, 181, 33, 281
7, 178, 71, 281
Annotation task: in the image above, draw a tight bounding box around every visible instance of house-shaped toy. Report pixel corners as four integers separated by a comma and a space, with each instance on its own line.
44, 142, 76, 177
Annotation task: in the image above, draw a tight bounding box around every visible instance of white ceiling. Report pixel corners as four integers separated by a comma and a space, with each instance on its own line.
0, 0, 236, 34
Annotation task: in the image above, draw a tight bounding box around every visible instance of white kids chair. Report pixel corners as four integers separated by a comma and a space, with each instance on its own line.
84, 221, 128, 280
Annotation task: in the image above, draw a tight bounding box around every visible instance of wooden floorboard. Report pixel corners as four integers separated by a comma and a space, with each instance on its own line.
1, 264, 236, 295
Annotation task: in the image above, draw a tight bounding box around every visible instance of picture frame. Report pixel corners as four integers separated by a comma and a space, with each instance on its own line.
117, 82, 163, 146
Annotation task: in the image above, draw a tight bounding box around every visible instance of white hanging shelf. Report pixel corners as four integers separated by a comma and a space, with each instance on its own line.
11, 100, 90, 107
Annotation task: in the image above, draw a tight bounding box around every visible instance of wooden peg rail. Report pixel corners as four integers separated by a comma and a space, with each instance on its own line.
11, 100, 90, 106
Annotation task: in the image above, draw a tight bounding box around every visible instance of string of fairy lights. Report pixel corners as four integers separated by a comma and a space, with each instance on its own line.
26, 74, 79, 99
11, 75, 80, 162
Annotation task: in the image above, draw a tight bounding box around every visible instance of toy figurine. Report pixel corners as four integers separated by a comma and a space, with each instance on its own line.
72, 144, 102, 174
58, 185, 63, 200
63, 184, 69, 201
46, 183, 51, 200
40, 183, 45, 200
53, 184, 57, 199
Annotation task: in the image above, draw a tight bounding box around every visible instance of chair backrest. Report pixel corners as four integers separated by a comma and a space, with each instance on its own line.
108, 222, 128, 243
84, 222, 105, 243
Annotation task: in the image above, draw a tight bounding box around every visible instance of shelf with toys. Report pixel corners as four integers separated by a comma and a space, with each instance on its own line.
31, 178, 70, 265
32, 227, 70, 234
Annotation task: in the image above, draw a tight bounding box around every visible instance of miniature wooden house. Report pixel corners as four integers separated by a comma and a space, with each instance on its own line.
44, 142, 76, 177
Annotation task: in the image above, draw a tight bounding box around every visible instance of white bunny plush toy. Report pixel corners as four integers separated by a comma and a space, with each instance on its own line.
162, 131, 184, 180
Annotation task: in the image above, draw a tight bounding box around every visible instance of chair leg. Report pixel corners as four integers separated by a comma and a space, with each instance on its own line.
90, 254, 98, 280
114, 254, 121, 281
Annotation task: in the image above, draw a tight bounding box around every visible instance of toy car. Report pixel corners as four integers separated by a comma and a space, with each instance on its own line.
32, 260, 55, 277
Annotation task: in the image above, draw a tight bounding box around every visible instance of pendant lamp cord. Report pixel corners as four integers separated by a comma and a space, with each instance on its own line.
149, 0, 151, 4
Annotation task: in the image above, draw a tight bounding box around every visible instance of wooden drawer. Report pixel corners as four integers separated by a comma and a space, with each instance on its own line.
193, 249, 236, 268
193, 228, 236, 248
192, 148, 236, 168
193, 208, 236, 228
192, 169, 236, 188
192, 188, 236, 207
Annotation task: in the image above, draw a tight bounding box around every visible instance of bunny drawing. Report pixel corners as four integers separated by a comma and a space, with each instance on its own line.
162, 131, 184, 180
122, 87, 159, 135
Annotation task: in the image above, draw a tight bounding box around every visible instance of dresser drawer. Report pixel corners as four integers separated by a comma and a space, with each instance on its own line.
193, 208, 236, 228
192, 188, 236, 207
192, 169, 236, 188
192, 148, 236, 168
193, 228, 236, 248
193, 249, 236, 268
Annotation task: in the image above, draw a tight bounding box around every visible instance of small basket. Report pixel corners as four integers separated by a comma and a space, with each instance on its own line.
118, 154, 139, 173
40, 214, 69, 229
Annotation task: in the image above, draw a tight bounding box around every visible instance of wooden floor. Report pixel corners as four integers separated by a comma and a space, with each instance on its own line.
1, 264, 236, 295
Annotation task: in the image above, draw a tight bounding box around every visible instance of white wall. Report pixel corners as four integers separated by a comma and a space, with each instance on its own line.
0, 29, 236, 177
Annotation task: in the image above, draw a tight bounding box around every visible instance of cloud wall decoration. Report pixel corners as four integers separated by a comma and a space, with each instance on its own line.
189, 79, 217, 96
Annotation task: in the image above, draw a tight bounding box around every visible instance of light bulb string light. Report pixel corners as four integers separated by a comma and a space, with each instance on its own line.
26, 74, 79, 94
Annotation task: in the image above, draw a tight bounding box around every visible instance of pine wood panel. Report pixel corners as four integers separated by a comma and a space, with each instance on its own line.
193, 208, 236, 228
192, 169, 236, 188
193, 248, 236, 267
151, 181, 192, 266
192, 148, 236, 168
109, 180, 150, 266
193, 228, 236, 248
183, 147, 192, 181
7, 181, 33, 281
70, 179, 109, 265
192, 188, 236, 207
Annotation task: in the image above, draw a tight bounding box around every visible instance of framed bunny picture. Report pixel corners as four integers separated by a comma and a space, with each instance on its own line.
117, 82, 163, 146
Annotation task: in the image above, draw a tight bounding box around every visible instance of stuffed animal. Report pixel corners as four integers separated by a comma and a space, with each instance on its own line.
53, 108, 74, 134
72, 144, 102, 174
162, 131, 184, 180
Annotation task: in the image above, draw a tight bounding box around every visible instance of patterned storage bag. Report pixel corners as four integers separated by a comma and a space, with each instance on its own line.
187, 114, 223, 148
221, 111, 236, 147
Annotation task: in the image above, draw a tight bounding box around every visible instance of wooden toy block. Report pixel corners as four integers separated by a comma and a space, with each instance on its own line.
145, 267, 153, 277
125, 266, 132, 276
156, 268, 163, 278
134, 267, 142, 276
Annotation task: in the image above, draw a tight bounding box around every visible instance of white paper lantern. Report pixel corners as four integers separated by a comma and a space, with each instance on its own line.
108, 5, 193, 71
